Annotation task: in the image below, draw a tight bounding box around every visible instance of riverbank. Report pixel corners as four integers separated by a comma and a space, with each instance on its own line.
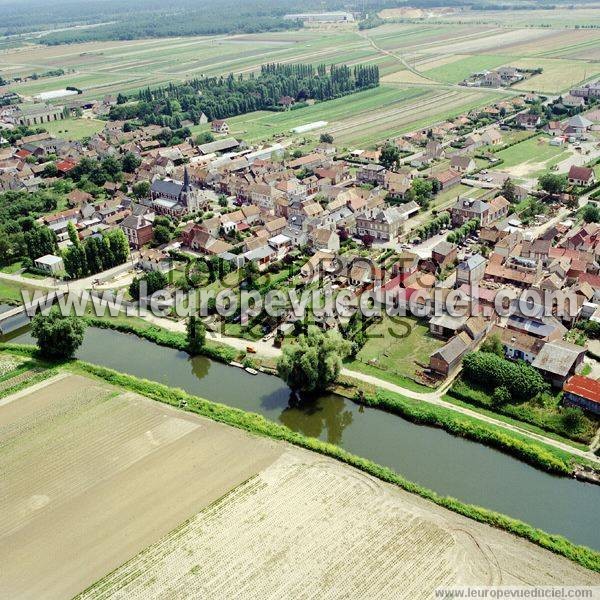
36, 357, 600, 572
65, 316, 600, 479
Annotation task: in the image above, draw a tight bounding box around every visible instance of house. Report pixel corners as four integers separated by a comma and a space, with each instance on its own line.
568, 165, 595, 187
120, 214, 154, 249
562, 94, 585, 108
355, 207, 405, 241
456, 254, 486, 286
450, 155, 476, 173
434, 169, 461, 190
451, 197, 490, 227
429, 332, 472, 376
139, 249, 171, 272
357, 163, 386, 186
211, 119, 230, 134
489, 324, 543, 364
431, 240, 457, 268
565, 114, 593, 138
516, 113, 541, 130
543, 121, 564, 137
532, 339, 586, 388
480, 129, 502, 146
424, 139, 444, 160
563, 375, 600, 415
34, 254, 64, 274
310, 228, 340, 252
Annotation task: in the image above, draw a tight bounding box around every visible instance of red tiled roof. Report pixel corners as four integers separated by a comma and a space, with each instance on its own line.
568, 165, 593, 181
564, 375, 600, 404
15, 149, 31, 159
56, 159, 77, 173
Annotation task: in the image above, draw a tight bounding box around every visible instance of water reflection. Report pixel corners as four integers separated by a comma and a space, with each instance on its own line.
280, 394, 353, 446
188, 355, 210, 380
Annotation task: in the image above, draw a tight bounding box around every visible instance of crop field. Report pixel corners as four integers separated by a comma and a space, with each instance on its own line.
0, 373, 282, 599
190, 86, 503, 148
77, 451, 599, 598
2, 21, 598, 101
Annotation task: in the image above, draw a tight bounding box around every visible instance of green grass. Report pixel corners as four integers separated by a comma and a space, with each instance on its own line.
0, 279, 46, 304
494, 135, 570, 171
43, 117, 105, 141
423, 54, 513, 84
350, 315, 443, 388
449, 378, 599, 445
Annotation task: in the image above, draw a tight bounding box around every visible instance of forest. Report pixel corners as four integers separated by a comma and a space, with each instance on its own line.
108, 63, 380, 127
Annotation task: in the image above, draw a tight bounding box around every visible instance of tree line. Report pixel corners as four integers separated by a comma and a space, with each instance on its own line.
109, 63, 379, 127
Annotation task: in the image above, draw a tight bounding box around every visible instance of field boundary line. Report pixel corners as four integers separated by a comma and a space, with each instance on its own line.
0, 371, 70, 409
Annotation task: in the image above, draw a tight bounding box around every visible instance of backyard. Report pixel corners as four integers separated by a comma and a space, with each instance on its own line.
350, 315, 444, 388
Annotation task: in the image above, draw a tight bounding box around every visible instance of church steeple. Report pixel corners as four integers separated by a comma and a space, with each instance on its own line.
182, 166, 191, 192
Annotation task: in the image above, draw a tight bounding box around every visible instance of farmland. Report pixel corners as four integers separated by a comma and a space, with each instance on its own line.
192, 86, 501, 147
1, 18, 599, 147
0, 373, 282, 599
42, 117, 105, 140
78, 451, 599, 599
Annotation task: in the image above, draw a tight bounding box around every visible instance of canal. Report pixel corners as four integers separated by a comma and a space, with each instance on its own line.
8, 326, 600, 550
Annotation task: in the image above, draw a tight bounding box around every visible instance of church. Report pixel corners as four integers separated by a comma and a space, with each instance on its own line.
150, 168, 204, 217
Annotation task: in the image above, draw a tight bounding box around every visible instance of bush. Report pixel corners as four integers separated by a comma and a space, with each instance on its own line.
462, 351, 547, 400
492, 386, 512, 405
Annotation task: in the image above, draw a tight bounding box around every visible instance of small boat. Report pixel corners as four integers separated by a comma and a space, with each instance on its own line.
244, 367, 258, 375
230, 361, 244, 368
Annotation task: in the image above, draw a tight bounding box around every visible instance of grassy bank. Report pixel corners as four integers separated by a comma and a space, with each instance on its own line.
449, 378, 598, 446
60, 359, 600, 573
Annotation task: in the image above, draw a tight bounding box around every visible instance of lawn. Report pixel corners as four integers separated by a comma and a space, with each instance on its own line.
350, 315, 444, 387
493, 135, 570, 177
43, 117, 105, 141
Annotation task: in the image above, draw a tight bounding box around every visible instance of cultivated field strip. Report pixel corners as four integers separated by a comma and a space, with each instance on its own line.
0, 374, 283, 599
77, 452, 600, 599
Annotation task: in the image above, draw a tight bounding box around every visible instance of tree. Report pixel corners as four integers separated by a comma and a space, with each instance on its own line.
481, 333, 504, 357
319, 133, 334, 143
194, 131, 214, 145
538, 172, 567, 197
153, 224, 172, 245
411, 178, 434, 207
276, 327, 352, 392
492, 385, 511, 406
122, 152, 141, 173
561, 406, 584, 434
501, 177, 516, 203
31, 308, 86, 359
186, 315, 206, 354
132, 181, 150, 200
379, 143, 400, 170
582, 203, 600, 223
129, 270, 168, 300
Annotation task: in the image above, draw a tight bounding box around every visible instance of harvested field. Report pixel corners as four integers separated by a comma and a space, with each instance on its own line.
0, 373, 282, 600
78, 451, 600, 599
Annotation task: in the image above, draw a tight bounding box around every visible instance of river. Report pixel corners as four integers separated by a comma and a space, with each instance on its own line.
7, 326, 600, 550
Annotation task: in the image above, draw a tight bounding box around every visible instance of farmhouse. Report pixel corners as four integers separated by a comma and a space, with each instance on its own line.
568, 165, 595, 187
211, 119, 230, 134
532, 339, 586, 388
